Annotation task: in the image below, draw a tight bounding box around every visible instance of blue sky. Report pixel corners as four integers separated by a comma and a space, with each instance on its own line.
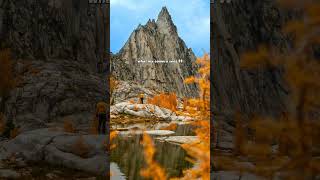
110, 0, 210, 57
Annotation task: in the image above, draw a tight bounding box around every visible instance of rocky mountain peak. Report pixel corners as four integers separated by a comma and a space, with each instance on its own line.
112, 7, 198, 98
146, 19, 157, 29
158, 6, 170, 20
156, 6, 177, 35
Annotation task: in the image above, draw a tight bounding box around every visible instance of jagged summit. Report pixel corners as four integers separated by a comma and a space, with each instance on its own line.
157, 6, 171, 21
133, 7, 177, 35
156, 6, 177, 35
146, 19, 157, 29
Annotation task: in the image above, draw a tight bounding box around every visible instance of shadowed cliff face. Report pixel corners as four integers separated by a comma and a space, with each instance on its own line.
0, 0, 107, 67
213, 0, 299, 117
211, 0, 302, 156
111, 7, 199, 98
0, 0, 108, 130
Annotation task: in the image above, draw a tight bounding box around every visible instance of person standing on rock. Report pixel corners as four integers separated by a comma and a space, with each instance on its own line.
96, 101, 107, 134
139, 93, 144, 104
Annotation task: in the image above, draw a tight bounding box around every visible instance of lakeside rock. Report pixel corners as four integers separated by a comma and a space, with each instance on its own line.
0, 128, 107, 175
111, 102, 192, 122
0, 169, 21, 179
118, 130, 175, 137
157, 136, 199, 145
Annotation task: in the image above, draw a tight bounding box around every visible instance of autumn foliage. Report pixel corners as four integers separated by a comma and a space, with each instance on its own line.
109, 130, 118, 177
176, 54, 210, 180
147, 93, 178, 112
110, 131, 118, 150
214, 1, 320, 179
140, 133, 167, 180
140, 54, 211, 180
183, 54, 210, 118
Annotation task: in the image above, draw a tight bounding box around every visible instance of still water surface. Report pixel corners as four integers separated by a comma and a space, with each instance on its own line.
111, 123, 195, 180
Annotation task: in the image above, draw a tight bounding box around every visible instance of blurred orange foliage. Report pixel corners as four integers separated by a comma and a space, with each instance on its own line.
214, 1, 320, 179
141, 54, 210, 180
177, 54, 210, 180
182, 54, 210, 119
140, 133, 167, 180
109, 131, 118, 177
110, 131, 118, 150
178, 120, 210, 180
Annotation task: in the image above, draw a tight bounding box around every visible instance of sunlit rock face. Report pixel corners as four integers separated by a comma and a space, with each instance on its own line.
111, 7, 199, 98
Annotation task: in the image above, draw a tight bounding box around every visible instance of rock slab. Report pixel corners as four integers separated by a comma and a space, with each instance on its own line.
0, 129, 107, 175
